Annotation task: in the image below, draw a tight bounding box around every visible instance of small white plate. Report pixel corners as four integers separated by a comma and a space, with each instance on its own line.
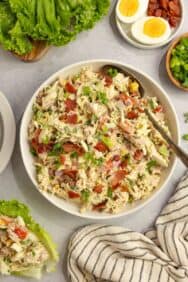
115, 0, 184, 49
0, 91, 16, 173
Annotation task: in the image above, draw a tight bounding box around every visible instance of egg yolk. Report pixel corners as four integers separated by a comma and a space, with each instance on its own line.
119, 0, 139, 17
143, 18, 166, 38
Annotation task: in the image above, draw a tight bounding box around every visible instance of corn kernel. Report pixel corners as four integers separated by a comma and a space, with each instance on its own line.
130, 82, 139, 92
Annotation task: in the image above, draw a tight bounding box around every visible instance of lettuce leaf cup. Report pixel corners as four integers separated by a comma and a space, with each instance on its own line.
0, 200, 59, 279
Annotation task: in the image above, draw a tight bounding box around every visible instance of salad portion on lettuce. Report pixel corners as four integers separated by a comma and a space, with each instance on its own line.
0, 200, 59, 279
0, 0, 110, 55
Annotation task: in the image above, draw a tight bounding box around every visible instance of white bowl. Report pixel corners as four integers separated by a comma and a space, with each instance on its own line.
116, 0, 184, 49
20, 60, 179, 219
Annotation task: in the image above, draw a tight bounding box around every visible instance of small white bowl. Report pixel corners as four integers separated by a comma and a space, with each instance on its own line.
20, 59, 179, 219
115, 0, 184, 49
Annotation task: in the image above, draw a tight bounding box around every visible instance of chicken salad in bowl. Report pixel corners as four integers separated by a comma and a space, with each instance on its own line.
20, 60, 179, 219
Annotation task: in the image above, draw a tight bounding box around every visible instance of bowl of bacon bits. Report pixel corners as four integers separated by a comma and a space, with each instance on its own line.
115, 0, 184, 49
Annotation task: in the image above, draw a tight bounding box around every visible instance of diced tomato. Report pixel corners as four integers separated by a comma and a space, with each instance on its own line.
119, 94, 135, 106
63, 169, 77, 180
93, 184, 103, 193
93, 200, 107, 211
127, 111, 138, 119
65, 82, 77, 94
105, 155, 121, 171
68, 191, 80, 199
134, 149, 144, 161
154, 105, 163, 113
62, 142, 84, 156
111, 170, 128, 189
94, 141, 108, 152
65, 99, 77, 112
60, 155, 66, 164
14, 228, 27, 240
61, 113, 78, 124
66, 113, 78, 124
104, 75, 113, 87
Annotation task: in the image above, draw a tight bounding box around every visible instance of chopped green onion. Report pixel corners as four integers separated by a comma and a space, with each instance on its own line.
30, 148, 37, 157
147, 160, 157, 173
100, 135, 113, 149
97, 92, 109, 105
70, 151, 78, 158
81, 189, 90, 203
42, 136, 50, 145
107, 187, 113, 198
107, 68, 118, 78
159, 145, 169, 158
82, 86, 91, 96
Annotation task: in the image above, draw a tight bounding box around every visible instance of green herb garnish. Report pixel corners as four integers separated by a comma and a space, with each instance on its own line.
107, 187, 113, 198
70, 151, 78, 158
48, 143, 62, 156
82, 86, 91, 96
159, 145, 169, 158
100, 135, 113, 149
147, 160, 157, 173
30, 148, 37, 157
107, 68, 118, 78
97, 92, 109, 105
81, 189, 90, 203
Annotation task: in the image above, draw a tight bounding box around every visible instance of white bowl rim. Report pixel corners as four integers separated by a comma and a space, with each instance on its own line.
115, 0, 184, 50
20, 59, 180, 220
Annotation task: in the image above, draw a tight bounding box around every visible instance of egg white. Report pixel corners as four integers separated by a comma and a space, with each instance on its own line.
116, 0, 149, 24
131, 16, 171, 45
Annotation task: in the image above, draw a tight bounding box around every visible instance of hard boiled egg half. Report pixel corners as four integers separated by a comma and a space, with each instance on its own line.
131, 16, 171, 45
116, 0, 148, 24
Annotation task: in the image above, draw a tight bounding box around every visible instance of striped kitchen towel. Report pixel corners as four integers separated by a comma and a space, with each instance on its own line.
67, 171, 188, 282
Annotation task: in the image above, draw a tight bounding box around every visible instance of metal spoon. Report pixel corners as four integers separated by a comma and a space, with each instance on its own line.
102, 64, 188, 167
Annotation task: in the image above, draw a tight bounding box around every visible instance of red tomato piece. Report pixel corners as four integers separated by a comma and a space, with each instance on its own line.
65, 82, 77, 94
14, 228, 27, 240
65, 99, 77, 112
63, 169, 77, 180
62, 142, 84, 156
61, 113, 78, 124
60, 155, 66, 165
94, 141, 109, 152
93, 184, 103, 193
119, 94, 135, 106
66, 113, 78, 124
111, 170, 127, 189
68, 191, 80, 199
134, 150, 144, 161
154, 105, 163, 113
127, 111, 138, 119
93, 200, 107, 211
104, 75, 113, 87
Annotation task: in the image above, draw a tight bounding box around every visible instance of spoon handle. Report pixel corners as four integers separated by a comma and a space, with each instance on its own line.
145, 109, 188, 167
